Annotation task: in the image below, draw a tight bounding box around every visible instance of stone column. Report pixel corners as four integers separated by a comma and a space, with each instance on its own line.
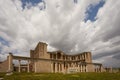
56, 54, 57, 59
51, 54, 53, 59
18, 60, 21, 72
34, 61, 37, 73
88, 52, 92, 63
64, 63, 67, 73
100, 65, 102, 72
86, 53, 88, 62
84, 53, 86, 61
73, 63, 75, 68
62, 63, 64, 73
68, 63, 69, 69
78, 64, 80, 72
81, 55, 82, 60
55, 63, 57, 73
84, 65, 86, 72
8, 53, 13, 71
27, 60, 30, 72
83, 65, 85, 72
86, 65, 88, 72
51, 62, 53, 73
59, 63, 61, 72
82, 65, 84, 72
58, 63, 59, 72
80, 64, 82, 72
81, 65, 83, 72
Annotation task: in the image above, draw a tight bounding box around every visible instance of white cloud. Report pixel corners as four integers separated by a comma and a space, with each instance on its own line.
0, 0, 120, 67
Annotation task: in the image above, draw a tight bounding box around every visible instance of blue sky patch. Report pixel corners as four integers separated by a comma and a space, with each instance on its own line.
0, 37, 9, 46
85, 0, 105, 22
21, 0, 43, 9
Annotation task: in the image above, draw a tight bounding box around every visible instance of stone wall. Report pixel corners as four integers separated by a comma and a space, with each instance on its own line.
35, 60, 51, 73
87, 64, 95, 72
0, 42, 104, 73
0, 58, 9, 72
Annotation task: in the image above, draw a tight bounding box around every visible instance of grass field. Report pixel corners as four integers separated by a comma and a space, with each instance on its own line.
0, 72, 120, 80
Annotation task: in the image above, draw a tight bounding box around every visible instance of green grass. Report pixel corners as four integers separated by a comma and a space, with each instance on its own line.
0, 72, 120, 80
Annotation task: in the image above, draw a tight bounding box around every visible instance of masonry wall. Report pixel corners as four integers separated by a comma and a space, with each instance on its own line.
35, 61, 51, 73
101, 65, 106, 72
0, 58, 9, 72
85, 52, 92, 63
87, 64, 95, 72
31, 42, 51, 73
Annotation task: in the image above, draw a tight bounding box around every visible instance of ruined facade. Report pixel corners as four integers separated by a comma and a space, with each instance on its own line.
0, 42, 105, 73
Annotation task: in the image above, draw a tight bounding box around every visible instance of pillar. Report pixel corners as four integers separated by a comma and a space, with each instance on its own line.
80, 65, 81, 72
87, 52, 92, 63
84, 53, 86, 61
62, 63, 64, 73
27, 60, 30, 72
55, 63, 57, 73
68, 63, 69, 68
86, 53, 88, 62
51, 62, 53, 73
73, 63, 75, 68
18, 60, 21, 72
64, 63, 67, 73
59, 63, 61, 72
78, 64, 80, 72
8, 53, 13, 71
58, 63, 60, 72
34, 61, 37, 73
82, 65, 84, 72
85, 65, 88, 72
83, 65, 85, 72
81, 65, 83, 72
56, 54, 57, 59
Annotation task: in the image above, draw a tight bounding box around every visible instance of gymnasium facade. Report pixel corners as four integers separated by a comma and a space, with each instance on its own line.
0, 42, 105, 73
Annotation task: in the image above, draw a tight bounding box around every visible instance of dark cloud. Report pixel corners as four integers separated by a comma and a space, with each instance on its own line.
93, 49, 120, 60
112, 53, 120, 59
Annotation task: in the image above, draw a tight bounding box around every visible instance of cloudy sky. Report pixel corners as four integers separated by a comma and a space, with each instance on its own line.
0, 0, 120, 67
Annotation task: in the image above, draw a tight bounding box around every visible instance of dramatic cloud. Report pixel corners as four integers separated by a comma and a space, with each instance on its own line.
0, 0, 120, 67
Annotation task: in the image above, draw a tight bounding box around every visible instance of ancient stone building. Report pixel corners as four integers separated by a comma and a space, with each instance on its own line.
0, 42, 105, 73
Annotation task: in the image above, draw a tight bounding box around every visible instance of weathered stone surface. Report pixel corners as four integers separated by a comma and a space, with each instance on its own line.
0, 42, 105, 73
